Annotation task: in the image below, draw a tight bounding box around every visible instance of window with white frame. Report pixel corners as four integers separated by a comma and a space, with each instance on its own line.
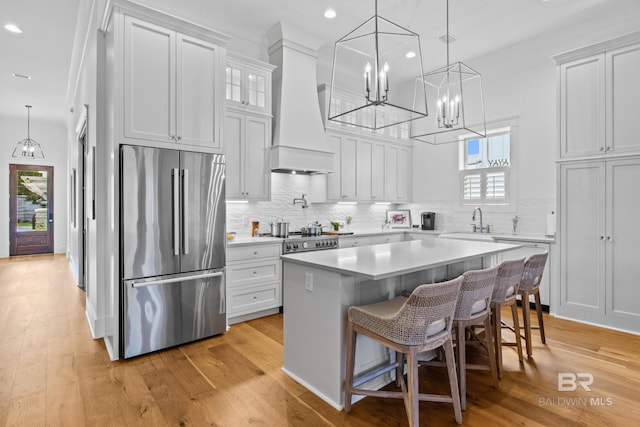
460, 130, 511, 205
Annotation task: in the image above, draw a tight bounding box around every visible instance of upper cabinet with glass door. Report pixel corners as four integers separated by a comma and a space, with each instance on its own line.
226, 54, 275, 115
317, 84, 410, 141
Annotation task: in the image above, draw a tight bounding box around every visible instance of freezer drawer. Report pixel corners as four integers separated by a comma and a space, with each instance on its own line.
122, 270, 226, 358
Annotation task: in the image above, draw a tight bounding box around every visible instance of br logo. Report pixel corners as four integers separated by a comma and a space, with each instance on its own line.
558, 373, 594, 392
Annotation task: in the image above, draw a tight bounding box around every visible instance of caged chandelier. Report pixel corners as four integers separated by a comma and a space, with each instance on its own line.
12, 105, 45, 159
410, 0, 486, 145
328, 0, 428, 131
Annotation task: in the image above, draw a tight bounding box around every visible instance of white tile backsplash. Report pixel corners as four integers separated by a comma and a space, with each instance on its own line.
226, 173, 555, 237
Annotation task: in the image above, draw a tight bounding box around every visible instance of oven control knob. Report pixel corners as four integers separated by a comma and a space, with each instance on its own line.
302, 242, 309, 249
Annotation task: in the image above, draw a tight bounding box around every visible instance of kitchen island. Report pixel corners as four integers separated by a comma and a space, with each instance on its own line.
280, 238, 520, 410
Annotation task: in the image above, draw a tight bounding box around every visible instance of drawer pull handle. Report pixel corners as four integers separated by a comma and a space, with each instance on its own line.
253, 271, 257, 276
253, 296, 258, 301
253, 251, 258, 255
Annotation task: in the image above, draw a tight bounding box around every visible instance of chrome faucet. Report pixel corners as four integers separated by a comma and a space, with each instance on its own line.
293, 194, 308, 209
472, 206, 486, 233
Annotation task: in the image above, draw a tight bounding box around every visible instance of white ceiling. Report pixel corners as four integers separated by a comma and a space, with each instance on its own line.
1, 0, 635, 126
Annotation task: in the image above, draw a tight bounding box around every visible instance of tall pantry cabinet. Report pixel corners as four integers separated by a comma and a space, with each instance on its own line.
554, 32, 640, 334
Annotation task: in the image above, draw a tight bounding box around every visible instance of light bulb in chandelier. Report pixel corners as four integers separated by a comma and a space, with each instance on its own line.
363, 62, 390, 104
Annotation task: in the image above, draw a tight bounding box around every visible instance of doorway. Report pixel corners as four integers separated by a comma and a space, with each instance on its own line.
9, 164, 54, 255
77, 119, 87, 290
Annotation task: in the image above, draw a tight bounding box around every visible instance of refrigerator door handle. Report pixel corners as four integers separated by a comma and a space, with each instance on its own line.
182, 168, 189, 255
127, 270, 223, 288
172, 168, 180, 256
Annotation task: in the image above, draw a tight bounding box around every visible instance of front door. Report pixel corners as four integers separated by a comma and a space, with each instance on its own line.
9, 164, 54, 255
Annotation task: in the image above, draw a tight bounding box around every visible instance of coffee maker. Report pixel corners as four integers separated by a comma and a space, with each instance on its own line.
421, 212, 436, 230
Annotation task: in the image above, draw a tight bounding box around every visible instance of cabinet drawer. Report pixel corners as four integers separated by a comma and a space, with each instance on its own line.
228, 283, 281, 316
227, 259, 281, 288
227, 244, 281, 262
370, 234, 405, 245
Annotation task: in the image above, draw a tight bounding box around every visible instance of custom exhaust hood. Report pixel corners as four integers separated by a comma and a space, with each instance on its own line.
267, 22, 333, 174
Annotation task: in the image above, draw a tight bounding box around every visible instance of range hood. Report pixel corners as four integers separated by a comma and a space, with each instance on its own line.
267, 22, 333, 174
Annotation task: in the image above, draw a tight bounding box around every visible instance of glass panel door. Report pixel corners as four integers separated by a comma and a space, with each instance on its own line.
9, 164, 54, 255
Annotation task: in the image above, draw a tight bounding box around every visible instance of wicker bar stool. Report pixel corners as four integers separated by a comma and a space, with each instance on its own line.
491, 258, 525, 379
453, 265, 499, 410
344, 277, 464, 426
519, 252, 549, 358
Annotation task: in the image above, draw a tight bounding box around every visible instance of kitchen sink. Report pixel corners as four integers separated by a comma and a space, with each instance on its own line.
438, 232, 497, 242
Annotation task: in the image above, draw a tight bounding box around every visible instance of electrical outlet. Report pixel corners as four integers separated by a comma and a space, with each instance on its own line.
305, 272, 313, 292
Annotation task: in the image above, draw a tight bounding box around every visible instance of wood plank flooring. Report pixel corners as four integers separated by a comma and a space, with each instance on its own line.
1, 254, 639, 426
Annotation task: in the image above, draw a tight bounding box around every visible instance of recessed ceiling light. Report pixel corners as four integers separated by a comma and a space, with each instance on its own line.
4, 24, 23, 34
12, 72, 31, 80
324, 8, 337, 19
405, 51, 416, 59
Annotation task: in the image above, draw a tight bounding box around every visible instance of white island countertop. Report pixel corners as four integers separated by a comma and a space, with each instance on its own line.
281, 237, 520, 280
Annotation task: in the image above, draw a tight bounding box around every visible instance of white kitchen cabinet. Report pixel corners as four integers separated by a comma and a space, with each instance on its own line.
558, 158, 640, 333
317, 83, 410, 141
385, 144, 411, 202
225, 112, 271, 200
226, 55, 275, 115
338, 236, 371, 248
358, 139, 386, 201
227, 242, 282, 324
556, 37, 640, 158
119, 14, 226, 151
606, 43, 640, 155
558, 55, 605, 158
327, 132, 358, 201
495, 239, 551, 307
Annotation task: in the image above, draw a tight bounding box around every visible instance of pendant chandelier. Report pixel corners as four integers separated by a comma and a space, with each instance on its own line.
11, 105, 45, 159
410, 0, 486, 145
328, 0, 428, 131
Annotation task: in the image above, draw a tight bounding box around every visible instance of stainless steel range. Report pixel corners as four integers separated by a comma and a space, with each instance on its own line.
282, 233, 339, 254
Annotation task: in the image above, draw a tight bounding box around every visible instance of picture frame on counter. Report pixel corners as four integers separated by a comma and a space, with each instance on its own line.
386, 209, 412, 229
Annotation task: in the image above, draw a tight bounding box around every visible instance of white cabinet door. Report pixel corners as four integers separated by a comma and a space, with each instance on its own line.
385, 145, 399, 201
397, 146, 410, 201
327, 133, 358, 201
606, 44, 640, 155
243, 115, 270, 200
559, 162, 605, 318
605, 158, 640, 325
176, 34, 220, 149
358, 139, 385, 201
124, 16, 175, 144
559, 55, 605, 158
326, 133, 342, 201
340, 136, 358, 200
224, 112, 270, 200
226, 60, 272, 115
224, 112, 244, 198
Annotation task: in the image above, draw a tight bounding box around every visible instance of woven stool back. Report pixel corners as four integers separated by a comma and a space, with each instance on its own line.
348, 276, 463, 346
492, 258, 525, 303
520, 252, 548, 292
454, 265, 499, 321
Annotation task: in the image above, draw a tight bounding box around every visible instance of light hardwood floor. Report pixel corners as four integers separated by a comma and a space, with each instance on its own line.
1, 254, 639, 426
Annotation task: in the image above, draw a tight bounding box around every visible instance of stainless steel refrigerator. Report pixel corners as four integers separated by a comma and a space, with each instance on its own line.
120, 145, 226, 358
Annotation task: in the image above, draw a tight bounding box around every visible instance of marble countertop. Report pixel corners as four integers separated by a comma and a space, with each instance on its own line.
281, 238, 520, 280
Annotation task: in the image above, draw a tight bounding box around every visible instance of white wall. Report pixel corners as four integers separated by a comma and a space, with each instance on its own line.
0, 116, 68, 258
